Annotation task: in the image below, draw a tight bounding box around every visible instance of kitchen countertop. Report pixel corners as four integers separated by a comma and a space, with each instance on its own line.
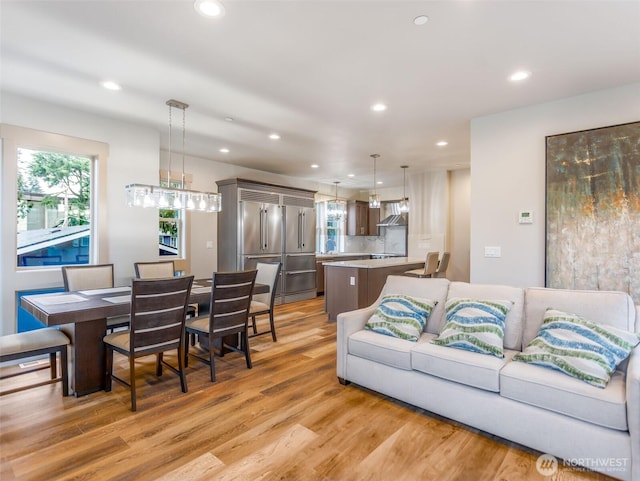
315, 252, 371, 259
322, 257, 424, 269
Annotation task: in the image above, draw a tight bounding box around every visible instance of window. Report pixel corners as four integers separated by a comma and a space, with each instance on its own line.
16, 148, 92, 267
158, 178, 184, 257
315, 200, 345, 253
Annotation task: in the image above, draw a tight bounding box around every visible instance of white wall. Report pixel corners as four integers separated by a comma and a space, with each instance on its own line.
449, 169, 470, 281
470, 82, 640, 287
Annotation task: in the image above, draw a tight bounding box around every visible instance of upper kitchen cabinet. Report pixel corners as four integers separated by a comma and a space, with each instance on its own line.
347, 200, 379, 236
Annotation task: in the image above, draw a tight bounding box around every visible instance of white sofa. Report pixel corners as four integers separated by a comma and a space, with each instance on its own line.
336, 276, 640, 481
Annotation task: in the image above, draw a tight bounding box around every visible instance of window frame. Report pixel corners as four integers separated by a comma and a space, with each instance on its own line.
1, 124, 109, 334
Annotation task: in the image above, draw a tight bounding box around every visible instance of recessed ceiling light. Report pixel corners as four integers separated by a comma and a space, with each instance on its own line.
269, 133, 281, 140
413, 15, 429, 26
224, 117, 234, 122
219, 148, 229, 153
347, 174, 355, 178
371, 103, 387, 112
509, 70, 531, 82
377, 181, 383, 185
311, 164, 319, 169
100, 80, 121, 91
194, 0, 225, 18
436, 140, 448, 147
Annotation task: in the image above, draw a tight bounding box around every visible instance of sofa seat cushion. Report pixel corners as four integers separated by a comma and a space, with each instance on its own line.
500, 360, 628, 431
349, 330, 432, 371
411, 340, 517, 392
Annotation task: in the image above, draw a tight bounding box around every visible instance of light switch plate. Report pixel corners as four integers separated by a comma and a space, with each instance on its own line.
349, 276, 356, 286
484, 246, 501, 258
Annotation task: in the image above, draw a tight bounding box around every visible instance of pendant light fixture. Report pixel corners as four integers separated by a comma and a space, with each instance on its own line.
125, 99, 222, 212
328, 181, 345, 219
399, 165, 409, 213
369, 153, 381, 208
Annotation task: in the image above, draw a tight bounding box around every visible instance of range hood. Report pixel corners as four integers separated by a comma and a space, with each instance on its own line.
377, 202, 407, 227
377, 214, 407, 226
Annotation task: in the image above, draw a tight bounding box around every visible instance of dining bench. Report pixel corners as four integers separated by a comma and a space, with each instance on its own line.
0, 328, 70, 396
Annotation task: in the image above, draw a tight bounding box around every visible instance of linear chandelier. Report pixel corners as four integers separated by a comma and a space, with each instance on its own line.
125, 99, 222, 212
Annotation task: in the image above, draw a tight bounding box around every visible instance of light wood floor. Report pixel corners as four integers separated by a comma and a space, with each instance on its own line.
0, 297, 611, 481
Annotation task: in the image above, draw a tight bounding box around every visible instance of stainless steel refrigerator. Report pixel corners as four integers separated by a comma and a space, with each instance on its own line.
216, 178, 317, 304
240, 198, 283, 269
283, 201, 316, 303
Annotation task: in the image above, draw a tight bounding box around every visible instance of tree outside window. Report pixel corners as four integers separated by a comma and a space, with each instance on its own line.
16, 149, 91, 266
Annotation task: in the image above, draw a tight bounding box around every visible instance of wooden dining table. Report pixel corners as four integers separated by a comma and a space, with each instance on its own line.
20, 278, 269, 396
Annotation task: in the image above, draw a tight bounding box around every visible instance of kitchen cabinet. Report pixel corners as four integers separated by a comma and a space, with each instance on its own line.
316, 254, 369, 294
347, 201, 380, 236
323, 257, 425, 320
368, 207, 380, 236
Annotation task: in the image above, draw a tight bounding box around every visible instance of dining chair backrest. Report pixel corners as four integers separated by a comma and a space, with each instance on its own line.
62, 264, 114, 291
209, 270, 257, 337
424, 251, 440, 277
435, 252, 451, 277
129, 276, 194, 356
253, 262, 281, 307
134, 261, 175, 279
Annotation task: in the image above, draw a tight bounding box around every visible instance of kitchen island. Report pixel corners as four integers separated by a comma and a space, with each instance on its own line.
323, 257, 424, 321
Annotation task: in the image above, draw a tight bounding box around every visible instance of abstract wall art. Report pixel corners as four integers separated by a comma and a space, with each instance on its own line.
546, 121, 640, 303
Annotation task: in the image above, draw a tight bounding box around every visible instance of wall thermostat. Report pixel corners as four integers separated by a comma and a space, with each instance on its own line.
518, 210, 533, 224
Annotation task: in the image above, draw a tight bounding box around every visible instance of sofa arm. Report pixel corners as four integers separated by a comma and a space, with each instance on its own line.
336, 304, 377, 382
627, 344, 640, 481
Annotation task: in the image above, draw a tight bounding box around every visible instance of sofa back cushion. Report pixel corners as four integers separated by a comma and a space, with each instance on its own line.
523, 287, 636, 348
445, 282, 525, 351
381, 276, 450, 334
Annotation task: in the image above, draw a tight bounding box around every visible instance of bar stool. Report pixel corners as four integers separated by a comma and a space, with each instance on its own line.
0, 328, 70, 396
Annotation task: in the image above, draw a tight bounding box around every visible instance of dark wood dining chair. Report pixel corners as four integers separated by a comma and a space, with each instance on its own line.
249, 261, 281, 341
184, 270, 257, 382
103, 275, 194, 411
135, 260, 197, 320
404, 251, 440, 278
62, 264, 130, 332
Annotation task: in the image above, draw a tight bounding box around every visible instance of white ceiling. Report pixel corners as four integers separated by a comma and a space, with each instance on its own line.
2, 0, 639, 189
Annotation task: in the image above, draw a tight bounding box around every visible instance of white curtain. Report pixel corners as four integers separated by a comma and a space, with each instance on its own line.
407, 171, 449, 258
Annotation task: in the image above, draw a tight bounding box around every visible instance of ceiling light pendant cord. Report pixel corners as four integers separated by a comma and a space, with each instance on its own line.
373, 156, 377, 196
369, 153, 380, 208
399, 165, 409, 213
181, 104, 186, 190
403, 166, 406, 198
168, 103, 173, 188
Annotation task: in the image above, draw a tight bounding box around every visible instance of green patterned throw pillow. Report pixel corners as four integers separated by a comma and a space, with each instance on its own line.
513, 308, 640, 388
365, 295, 436, 341
431, 298, 514, 358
